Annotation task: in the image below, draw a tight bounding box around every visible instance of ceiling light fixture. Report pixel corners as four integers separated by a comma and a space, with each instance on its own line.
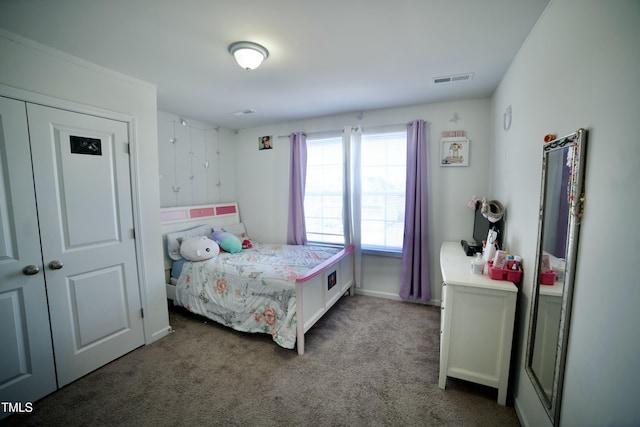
228, 41, 269, 71
233, 109, 256, 116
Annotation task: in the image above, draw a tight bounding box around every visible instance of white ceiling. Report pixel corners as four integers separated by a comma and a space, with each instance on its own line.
0, 0, 549, 130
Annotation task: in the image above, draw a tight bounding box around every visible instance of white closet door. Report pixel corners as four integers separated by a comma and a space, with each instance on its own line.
0, 97, 56, 412
26, 104, 145, 387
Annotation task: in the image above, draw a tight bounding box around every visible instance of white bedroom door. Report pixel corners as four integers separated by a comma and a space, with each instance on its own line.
0, 97, 57, 411
26, 103, 145, 387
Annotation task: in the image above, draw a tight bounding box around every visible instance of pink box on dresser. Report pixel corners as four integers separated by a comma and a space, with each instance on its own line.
487, 261, 523, 283
540, 271, 557, 285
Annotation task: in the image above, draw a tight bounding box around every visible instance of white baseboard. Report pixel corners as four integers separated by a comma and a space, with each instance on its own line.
354, 288, 441, 307
354, 288, 402, 300
513, 395, 528, 427
149, 325, 173, 344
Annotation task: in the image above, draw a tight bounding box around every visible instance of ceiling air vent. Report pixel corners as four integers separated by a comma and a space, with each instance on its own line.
433, 73, 474, 84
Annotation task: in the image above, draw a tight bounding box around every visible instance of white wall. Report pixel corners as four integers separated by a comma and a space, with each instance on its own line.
0, 30, 171, 343
491, 1, 640, 425
157, 111, 237, 207
234, 99, 492, 302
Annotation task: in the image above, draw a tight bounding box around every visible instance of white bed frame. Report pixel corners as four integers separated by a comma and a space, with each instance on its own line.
160, 203, 355, 354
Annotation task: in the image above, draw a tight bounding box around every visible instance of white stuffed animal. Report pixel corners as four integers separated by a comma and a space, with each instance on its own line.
179, 236, 220, 261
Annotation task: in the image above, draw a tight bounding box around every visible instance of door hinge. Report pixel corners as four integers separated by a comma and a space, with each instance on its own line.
125, 143, 131, 154
140, 308, 144, 318
131, 228, 135, 239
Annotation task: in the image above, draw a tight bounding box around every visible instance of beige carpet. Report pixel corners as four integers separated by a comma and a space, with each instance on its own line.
3, 295, 520, 426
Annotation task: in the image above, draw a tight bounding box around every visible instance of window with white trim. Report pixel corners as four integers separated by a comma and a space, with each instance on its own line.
304, 135, 344, 245
304, 129, 407, 252
360, 130, 406, 252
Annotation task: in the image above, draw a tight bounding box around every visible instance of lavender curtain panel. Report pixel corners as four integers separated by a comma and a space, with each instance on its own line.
554, 149, 571, 257
287, 132, 308, 245
400, 120, 430, 302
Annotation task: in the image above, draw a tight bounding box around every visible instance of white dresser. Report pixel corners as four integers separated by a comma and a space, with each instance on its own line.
438, 241, 518, 405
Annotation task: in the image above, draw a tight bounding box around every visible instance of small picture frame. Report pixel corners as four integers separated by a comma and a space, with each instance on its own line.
259, 135, 273, 150
440, 137, 469, 167
327, 271, 337, 290
70, 135, 102, 156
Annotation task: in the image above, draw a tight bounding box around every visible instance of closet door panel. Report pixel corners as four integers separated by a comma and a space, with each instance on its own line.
0, 97, 56, 415
26, 103, 145, 387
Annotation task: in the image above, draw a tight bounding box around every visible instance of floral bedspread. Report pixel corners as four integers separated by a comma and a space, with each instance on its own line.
175, 242, 340, 349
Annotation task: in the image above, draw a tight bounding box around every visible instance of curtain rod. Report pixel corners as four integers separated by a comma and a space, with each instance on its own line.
277, 121, 427, 139
277, 129, 342, 139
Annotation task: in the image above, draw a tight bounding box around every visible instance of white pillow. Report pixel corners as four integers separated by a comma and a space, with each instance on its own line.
179, 236, 220, 261
166, 224, 212, 260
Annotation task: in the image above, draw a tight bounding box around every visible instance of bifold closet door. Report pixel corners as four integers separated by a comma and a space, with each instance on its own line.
26, 103, 145, 387
0, 97, 57, 413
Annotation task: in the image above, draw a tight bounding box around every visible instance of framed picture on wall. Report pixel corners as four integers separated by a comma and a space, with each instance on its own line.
440, 137, 469, 167
259, 135, 273, 150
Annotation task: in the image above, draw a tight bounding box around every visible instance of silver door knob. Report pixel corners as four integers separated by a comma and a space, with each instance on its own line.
22, 265, 40, 275
48, 260, 64, 270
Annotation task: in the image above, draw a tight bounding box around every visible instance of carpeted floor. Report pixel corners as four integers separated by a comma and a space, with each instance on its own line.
3, 295, 520, 426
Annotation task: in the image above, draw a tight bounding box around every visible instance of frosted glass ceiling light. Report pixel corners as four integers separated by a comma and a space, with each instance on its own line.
228, 41, 269, 71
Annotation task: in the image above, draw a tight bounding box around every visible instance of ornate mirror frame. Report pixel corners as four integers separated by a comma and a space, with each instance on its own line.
525, 129, 587, 425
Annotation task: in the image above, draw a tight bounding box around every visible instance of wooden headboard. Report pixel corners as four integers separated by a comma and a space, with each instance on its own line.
160, 202, 241, 273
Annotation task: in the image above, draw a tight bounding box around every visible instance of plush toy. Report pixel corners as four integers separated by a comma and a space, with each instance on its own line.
242, 239, 252, 249
179, 236, 220, 261
211, 230, 242, 253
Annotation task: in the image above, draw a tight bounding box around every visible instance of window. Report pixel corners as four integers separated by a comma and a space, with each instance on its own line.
304, 129, 407, 253
304, 135, 344, 245
360, 130, 406, 252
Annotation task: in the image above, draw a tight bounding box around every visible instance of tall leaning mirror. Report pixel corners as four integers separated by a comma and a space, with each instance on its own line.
525, 129, 587, 425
